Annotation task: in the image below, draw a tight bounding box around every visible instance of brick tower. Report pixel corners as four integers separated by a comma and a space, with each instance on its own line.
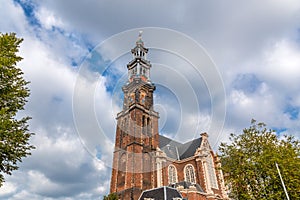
110, 32, 159, 200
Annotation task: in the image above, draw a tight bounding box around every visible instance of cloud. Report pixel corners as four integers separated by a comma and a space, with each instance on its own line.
0, 1, 115, 199
261, 39, 300, 91
225, 39, 300, 138
35, 6, 64, 30
0, 0, 29, 33
0, 128, 109, 199
17, 29, 112, 200
0, 182, 16, 197
28, 0, 300, 60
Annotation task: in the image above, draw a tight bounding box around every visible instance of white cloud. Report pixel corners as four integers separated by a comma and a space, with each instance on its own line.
2, 126, 109, 199
228, 85, 280, 125
35, 7, 64, 30
27, 170, 60, 194
9, 190, 41, 200
0, 182, 16, 197
18, 36, 76, 133
0, 0, 28, 34
261, 39, 300, 91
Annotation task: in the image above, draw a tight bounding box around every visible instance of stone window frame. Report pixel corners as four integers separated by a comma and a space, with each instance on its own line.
184, 164, 196, 184
168, 164, 178, 184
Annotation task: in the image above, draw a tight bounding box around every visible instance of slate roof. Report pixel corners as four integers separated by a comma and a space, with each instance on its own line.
138, 186, 183, 200
159, 135, 202, 160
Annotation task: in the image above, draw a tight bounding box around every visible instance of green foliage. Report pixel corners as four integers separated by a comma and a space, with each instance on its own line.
103, 193, 118, 200
219, 119, 300, 199
0, 33, 35, 186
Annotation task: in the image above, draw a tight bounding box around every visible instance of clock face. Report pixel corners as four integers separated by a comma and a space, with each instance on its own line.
140, 91, 146, 104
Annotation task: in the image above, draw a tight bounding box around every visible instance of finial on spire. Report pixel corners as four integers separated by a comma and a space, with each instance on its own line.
139, 30, 143, 38
136, 30, 144, 45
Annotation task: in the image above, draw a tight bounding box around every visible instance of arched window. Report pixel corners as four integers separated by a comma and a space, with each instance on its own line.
168, 165, 178, 184
184, 164, 196, 184
206, 154, 218, 189
117, 153, 126, 185
147, 117, 151, 136
143, 153, 151, 186
119, 118, 127, 147
142, 115, 146, 135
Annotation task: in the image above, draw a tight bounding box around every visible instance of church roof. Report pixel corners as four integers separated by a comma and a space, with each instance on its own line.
138, 186, 183, 200
159, 135, 202, 160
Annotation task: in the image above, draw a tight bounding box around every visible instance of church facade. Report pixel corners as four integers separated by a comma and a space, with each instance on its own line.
109, 33, 228, 200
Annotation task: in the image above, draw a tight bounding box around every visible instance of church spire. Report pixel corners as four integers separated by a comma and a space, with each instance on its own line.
127, 31, 151, 83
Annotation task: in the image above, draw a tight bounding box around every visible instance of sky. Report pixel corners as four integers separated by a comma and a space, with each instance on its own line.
1, 0, 300, 199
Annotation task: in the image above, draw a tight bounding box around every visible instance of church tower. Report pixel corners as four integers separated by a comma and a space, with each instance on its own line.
110, 32, 159, 200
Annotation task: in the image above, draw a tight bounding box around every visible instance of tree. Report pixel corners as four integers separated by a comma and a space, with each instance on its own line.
219, 119, 300, 199
103, 193, 118, 200
0, 33, 35, 186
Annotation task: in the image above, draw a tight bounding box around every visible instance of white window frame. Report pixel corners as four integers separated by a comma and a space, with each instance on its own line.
168, 164, 178, 184
184, 164, 196, 184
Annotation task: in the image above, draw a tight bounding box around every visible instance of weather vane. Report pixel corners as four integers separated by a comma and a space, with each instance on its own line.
138, 30, 143, 38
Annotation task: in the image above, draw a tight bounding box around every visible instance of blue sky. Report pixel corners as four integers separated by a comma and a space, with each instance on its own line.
1, 0, 300, 199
